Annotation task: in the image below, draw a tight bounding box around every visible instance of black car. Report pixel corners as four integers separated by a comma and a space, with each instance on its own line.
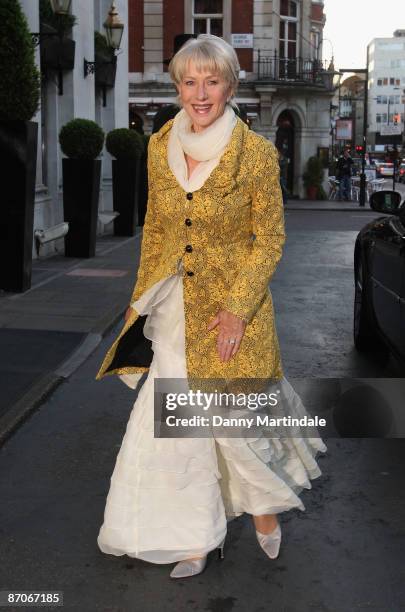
354, 190, 405, 368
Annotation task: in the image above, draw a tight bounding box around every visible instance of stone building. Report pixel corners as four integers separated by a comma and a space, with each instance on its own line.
128, 0, 335, 197
368, 30, 405, 149
21, 0, 129, 258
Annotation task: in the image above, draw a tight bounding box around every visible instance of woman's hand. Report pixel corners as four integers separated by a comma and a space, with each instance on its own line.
207, 309, 247, 362
124, 306, 132, 322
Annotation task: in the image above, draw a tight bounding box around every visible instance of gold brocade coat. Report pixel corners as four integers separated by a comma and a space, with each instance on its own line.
95, 116, 286, 385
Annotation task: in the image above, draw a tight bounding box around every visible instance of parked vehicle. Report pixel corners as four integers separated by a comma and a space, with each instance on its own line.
375, 162, 394, 177
353, 190, 405, 370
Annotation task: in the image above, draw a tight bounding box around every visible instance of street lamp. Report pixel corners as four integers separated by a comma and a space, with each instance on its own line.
83, 2, 125, 106
339, 53, 369, 206
49, 0, 72, 14
103, 1, 124, 50
31, 0, 74, 95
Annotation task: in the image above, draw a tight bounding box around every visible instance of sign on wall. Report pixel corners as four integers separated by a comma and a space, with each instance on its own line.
380, 125, 401, 136
336, 119, 353, 140
231, 33, 253, 48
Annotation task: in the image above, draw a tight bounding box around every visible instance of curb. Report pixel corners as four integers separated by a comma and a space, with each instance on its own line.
285, 205, 373, 212
0, 304, 127, 448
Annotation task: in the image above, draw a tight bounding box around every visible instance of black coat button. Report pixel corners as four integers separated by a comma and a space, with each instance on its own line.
186, 271, 194, 276
186, 192, 193, 200
185, 244, 193, 252
185, 218, 192, 226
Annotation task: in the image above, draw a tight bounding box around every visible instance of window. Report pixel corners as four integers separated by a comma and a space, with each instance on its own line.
396, 78, 401, 85
390, 77, 395, 85
280, 0, 297, 17
310, 30, 320, 60
381, 95, 387, 104
279, 0, 298, 66
389, 95, 395, 104
377, 78, 383, 86
395, 95, 400, 104
383, 78, 388, 85
192, 0, 223, 36
376, 114, 381, 123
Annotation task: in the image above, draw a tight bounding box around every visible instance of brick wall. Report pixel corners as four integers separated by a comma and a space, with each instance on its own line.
231, 0, 254, 71
311, 3, 324, 22
128, 0, 144, 72
163, 0, 185, 72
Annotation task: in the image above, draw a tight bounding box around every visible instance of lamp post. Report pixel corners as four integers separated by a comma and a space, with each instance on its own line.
83, 2, 124, 106
31, 0, 73, 95
49, 0, 72, 13
103, 1, 124, 50
340, 45, 369, 207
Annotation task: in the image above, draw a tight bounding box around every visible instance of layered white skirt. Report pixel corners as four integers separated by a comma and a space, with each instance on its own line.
97, 266, 327, 564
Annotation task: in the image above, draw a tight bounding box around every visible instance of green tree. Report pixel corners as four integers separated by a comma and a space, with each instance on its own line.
0, 0, 41, 121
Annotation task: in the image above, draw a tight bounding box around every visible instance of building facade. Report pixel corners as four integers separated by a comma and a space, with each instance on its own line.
368, 30, 405, 149
330, 74, 365, 155
21, 0, 129, 258
128, 0, 334, 197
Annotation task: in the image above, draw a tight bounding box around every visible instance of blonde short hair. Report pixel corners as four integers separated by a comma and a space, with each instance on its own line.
169, 34, 240, 109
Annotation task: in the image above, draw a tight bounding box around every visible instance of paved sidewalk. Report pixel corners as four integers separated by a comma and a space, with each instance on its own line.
285, 199, 373, 211
0, 230, 143, 444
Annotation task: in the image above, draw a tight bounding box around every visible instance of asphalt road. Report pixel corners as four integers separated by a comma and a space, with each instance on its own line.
1, 210, 404, 612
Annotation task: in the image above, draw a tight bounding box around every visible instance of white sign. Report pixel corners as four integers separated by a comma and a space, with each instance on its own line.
231, 33, 253, 48
336, 119, 353, 140
380, 125, 402, 136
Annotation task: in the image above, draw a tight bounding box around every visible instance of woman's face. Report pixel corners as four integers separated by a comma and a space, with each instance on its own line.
177, 60, 233, 133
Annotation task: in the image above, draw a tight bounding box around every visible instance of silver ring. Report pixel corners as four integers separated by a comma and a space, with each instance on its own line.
227, 338, 236, 344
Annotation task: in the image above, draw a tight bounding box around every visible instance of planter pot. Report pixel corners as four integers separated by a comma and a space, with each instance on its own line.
62, 159, 101, 257
95, 51, 117, 87
112, 157, 141, 236
0, 120, 38, 292
306, 185, 318, 200
40, 37, 75, 71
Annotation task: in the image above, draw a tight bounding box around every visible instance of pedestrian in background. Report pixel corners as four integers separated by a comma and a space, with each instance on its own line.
277, 148, 289, 205
336, 148, 354, 201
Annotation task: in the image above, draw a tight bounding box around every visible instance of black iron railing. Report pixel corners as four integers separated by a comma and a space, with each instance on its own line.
255, 51, 330, 86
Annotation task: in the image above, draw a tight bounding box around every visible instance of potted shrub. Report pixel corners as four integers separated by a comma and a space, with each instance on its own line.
0, 0, 41, 292
39, 0, 77, 72
303, 156, 324, 200
106, 128, 145, 236
59, 119, 105, 257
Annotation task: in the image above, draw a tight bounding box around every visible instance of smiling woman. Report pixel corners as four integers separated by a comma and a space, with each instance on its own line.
96, 33, 327, 581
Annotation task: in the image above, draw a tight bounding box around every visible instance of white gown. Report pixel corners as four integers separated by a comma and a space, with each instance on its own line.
97, 260, 328, 564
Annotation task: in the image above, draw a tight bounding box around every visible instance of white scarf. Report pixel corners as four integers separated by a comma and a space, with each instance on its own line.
167, 104, 237, 192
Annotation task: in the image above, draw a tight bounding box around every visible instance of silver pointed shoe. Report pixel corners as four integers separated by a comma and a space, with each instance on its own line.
169, 538, 226, 579
255, 523, 282, 559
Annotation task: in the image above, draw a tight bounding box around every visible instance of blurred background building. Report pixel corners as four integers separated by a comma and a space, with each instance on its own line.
368, 29, 405, 149
128, 0, 335, 197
